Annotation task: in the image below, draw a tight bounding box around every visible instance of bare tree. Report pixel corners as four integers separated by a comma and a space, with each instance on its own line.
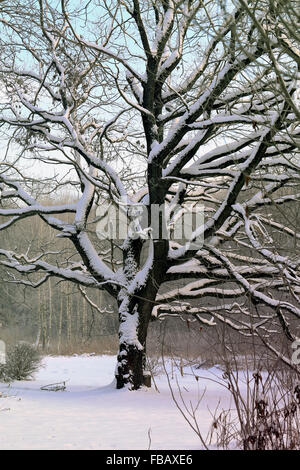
0, 0, 299, 389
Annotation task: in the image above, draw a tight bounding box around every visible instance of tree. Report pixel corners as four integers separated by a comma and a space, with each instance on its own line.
0, 0, 299, 389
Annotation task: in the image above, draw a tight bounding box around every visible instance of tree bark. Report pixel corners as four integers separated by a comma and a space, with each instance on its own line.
115, 284, 157, 390
116, 341, 146, 390
115, 291, 148, 390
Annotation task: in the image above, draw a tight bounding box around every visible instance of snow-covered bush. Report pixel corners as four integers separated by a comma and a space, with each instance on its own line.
0, 342, 42, 381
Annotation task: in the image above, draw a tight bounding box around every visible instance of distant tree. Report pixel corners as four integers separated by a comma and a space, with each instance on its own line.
0, 0, 299, 389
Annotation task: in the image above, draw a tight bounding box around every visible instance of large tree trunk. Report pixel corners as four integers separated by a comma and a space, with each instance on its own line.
115, 288, 155, 390
115, 300, 149, 390
116, 342, 146, 390
115, 234, 168, 390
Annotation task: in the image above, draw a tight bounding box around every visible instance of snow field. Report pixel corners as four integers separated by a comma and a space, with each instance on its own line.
0, 355, 232, 450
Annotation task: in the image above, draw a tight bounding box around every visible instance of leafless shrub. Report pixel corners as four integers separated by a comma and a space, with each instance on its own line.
207, 405, 239, 450
226, 368, 300, 450
0, 363, 10, 383
161, 319, 300, 450
146, 355, 163, 377
1, 342, 43, 381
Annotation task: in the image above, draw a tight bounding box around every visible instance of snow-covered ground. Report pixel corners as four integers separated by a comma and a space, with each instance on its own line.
0, 355, 233, 450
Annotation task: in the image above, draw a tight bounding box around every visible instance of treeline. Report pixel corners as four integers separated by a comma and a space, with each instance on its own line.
0, 194, 119, 352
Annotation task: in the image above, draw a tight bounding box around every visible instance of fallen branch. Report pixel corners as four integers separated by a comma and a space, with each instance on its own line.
40, 381, 67, 392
